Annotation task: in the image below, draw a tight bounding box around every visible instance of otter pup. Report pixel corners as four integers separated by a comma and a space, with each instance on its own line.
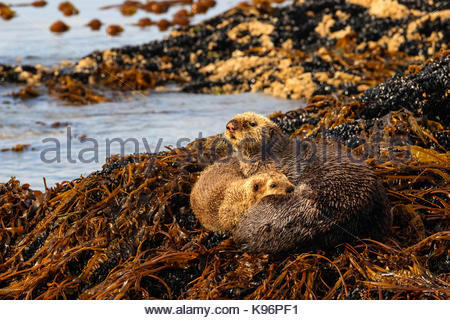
218, 171, 294, 232
190, 156, 294, 233
190, 157, 244, 232
224, 112, 391, 253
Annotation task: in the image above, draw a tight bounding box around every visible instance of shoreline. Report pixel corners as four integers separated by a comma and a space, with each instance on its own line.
2, 1, 448, 103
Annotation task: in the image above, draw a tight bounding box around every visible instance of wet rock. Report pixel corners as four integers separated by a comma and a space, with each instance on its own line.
58, 1, 79, 16
32, 1, 47, 7
120, 4, 137, 16
270, 109, 319, 135
49, 20, 70, 33
360, 54, 450, 125
0, 3, 16, 20
173, 12, 190, 27
87, 19, 102, 31
137, 17, 154, 27
106, 25, 124, 36
157, 19, 171, 31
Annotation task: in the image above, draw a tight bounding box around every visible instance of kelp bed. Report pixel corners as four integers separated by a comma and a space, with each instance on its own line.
0, 50, 449, 299
0, 0, 449, 300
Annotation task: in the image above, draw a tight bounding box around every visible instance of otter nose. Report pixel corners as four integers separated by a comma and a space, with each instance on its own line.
286, 186, 294, 193
226, 120, 237, 133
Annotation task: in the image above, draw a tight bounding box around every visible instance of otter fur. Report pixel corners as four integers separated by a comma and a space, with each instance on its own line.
225, 112, 283, 159
234, 162, 391, 253
224, 112, 391, 253
190, 156, 294, 233
218, 171, 294, 232
190, 157, 244, 232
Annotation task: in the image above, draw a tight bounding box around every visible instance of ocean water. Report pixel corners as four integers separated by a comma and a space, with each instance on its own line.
0, 0, 247, 66
0, 1, 301, 190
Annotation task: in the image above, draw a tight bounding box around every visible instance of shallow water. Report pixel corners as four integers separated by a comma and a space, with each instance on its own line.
0, 0, 301, 190
0, 0, 244, 66
0, 88, 301, 189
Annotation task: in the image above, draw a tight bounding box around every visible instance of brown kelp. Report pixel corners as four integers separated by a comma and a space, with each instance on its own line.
0, 48, 448, 299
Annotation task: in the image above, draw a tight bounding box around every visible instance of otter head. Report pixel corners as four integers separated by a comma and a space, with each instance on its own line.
245, 171, 294, 206
224, 112, 282, 156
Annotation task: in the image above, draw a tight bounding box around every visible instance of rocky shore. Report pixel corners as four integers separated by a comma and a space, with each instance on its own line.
2, 0, 449, 102
0, 0, 449, 299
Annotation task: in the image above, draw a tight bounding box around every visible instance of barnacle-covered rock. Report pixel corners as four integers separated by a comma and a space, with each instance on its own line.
360, 53, 450, 124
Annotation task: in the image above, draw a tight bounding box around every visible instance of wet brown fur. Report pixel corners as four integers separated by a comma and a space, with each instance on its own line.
190, 156, 294, 233
190, 157, 244, 232
218, 171, 294, 232
225, 112, 283, 159
225, 113, 391, 253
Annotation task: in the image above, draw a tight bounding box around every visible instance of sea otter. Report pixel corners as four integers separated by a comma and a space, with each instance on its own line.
190, 157, 294, 233
190, 157, 244, 232
218, 171, 294, 232
224, 112, 391, 253
225, 112, 284, 159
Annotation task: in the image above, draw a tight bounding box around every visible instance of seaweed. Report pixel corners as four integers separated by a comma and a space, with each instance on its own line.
0, 50, 448, 299
0, 0, 448, 300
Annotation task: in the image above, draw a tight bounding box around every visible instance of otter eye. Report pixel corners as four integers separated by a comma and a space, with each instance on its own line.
253, 184, 259, 192
270, 183, 277, 188
250, 122, 257, 127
